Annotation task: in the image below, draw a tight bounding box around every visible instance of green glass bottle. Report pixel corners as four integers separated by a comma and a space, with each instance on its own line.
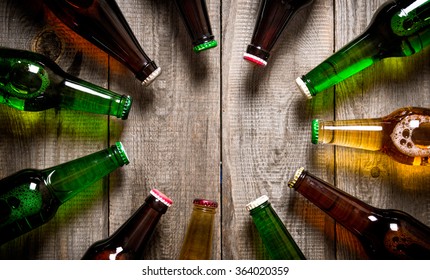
246, 195, 306, 260
0, 142, 130, 245
0, 47, 132, 119
296, 0, 430, 99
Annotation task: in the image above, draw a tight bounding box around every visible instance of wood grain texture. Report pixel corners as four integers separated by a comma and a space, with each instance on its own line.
0, 0, 429, 260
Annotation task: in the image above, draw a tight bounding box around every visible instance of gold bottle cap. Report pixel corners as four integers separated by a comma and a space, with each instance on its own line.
288, 167, 305, 189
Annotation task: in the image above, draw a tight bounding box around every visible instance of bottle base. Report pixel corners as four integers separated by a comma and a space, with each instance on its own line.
295, 77, 312, 99
243, 53, 267, 67
142, 67, 162, 87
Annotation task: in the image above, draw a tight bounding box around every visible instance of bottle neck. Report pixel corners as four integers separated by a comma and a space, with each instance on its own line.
41, 143, 128, 204
108, 194, 168, 258
315, 118, 386, 151
179, 205, 217, 260
249, 201, 306, 260
289, 168, 376, 236
59, 77, 132, 119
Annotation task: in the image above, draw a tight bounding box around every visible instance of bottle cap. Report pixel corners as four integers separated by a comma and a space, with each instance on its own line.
245, 195, 269, 211
150, 189, 173, 207
193, 40, 218, 53
288, 167, 305, 189
311, 119, 319, 144
142, 67, 162, 87
295, 77, 312, 99
243, 52, 268, 67
120, 95, 133, 120
193, 198, 218, 208
115, 141, 130, 165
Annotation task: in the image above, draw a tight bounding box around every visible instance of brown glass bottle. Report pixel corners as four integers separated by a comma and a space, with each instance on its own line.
178, 199, 218, 260
244, 0, 314, 67
312, 107, 430, 166
174, 0, 217, 53
81, 189, 172, 260
42, 0, 161, 86
288, 167, 430, 259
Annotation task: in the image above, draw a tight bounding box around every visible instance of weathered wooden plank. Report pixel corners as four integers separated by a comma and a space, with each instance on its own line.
221, 0, 335, 259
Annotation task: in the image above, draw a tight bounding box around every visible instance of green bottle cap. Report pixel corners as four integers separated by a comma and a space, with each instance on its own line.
193, 40, 218, 53
120, 95, 133, 120
115, 141, 130, 166
311, 119, 319, 144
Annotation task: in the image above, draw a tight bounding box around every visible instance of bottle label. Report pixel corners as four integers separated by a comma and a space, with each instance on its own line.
0, 58, 50, 99
391, 0, 430, 36
390, 114, 430, 157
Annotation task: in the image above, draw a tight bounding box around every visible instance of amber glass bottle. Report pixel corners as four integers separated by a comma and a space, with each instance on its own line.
81, 189, 173, 260
174, 0, 217, 53
312, 107, 430, 166
244, 0, 314, 67
178, 199, 218, 260
43, 0, 161, 86
296, 0, 430, 98
0, 47, 132, 119
246, 195, 306, 259
288, 167, 430, 259
0, 142, 129, 245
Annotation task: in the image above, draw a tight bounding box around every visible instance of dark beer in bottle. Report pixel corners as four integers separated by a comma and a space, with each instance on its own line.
81, 189, 172, 260
288, 167, 430, 259
43, 0, 161, 86
244, 0, 314, 67
174, 0, 218, 53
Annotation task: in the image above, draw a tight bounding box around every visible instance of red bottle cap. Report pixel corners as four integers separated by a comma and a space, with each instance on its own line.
193, 198, 218, 208
150, 189, 173, 207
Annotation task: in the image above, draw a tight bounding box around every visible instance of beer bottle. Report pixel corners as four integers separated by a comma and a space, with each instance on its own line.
296, 0, 430, 99
311, 107, 430, 166
0, 142, 130, 245
0, 48, 132, 119
174, 0, 218, 53
288, 167, 430, 259
178, 198, 218, 259
244, 0, 314, 67
42, 0, 161, 86
246, 195, 306, 259
81, 189, 172, 260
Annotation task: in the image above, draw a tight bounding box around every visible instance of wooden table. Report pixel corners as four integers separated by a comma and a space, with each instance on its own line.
1, 0, 429, 260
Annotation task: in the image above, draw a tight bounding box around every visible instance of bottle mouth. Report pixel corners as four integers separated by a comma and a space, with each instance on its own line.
295, 77, 313, 99
245, 195, 269, 211
150, 189, 173, 207
141, 67, 162, 87
288, 167, 305, 189
311, 119, 319, 144
193, 40, 218, 53
119, 95, 133, 120
243, 53, 268, 67
114, 141, 130, 166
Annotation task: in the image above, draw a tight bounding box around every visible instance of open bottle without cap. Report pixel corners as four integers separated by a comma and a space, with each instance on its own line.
0, 47, 132, 119
312, 107, 430, 166
178, 198, 218, 260
243, 0, 314, 67
0, 142, 130, 246
81, 189, 173, 260
296, 0, 430, 99
174, 0, 218, 53
42, 0, 161, 86
246, 195, 306, 260
288, 167, 430, 259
